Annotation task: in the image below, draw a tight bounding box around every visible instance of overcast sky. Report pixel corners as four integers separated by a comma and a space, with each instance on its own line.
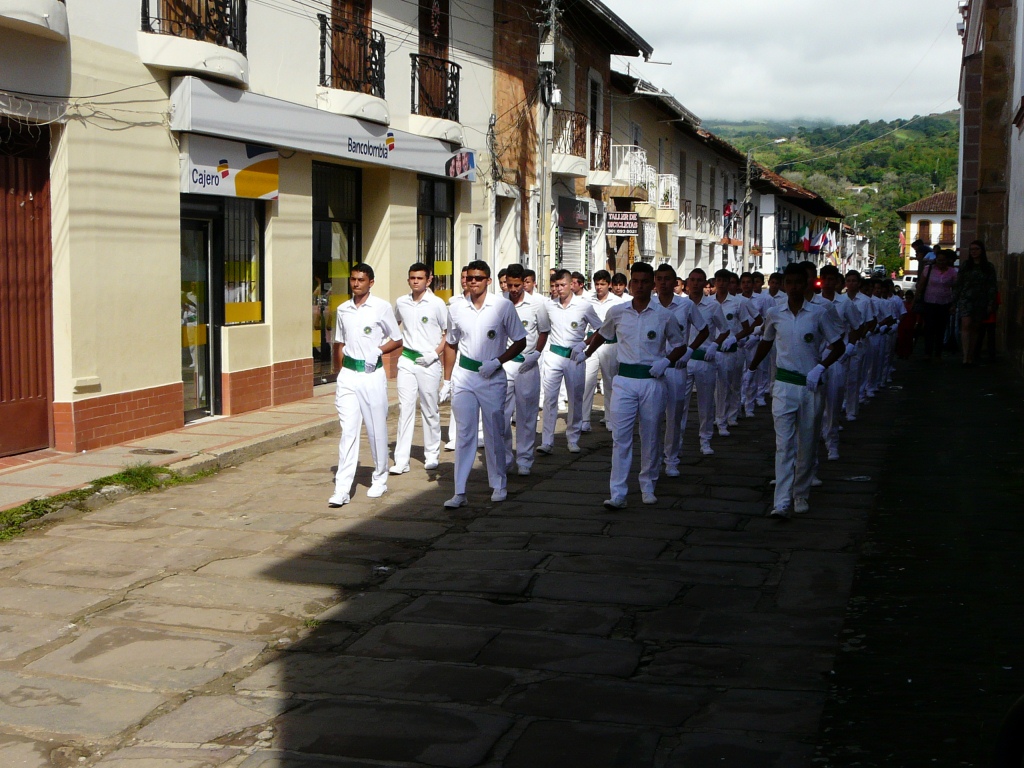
601, 0, 964, 124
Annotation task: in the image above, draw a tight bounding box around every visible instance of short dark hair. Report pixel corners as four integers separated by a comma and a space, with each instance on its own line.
351, 262, 374, 281
655, 264, 676, 279
819, 264, 840, 279
466, 260, 491, 277
611, 272, 628, 285
498, 268, 508, 278
524, 268, 537, 280
845, 269, 861, 281
768, 272, 783, 282
505, 263, 525, 280
739, 271, 753, 281
714, 268, 731, 281
783, 263, 808, 280
552, 269, 572, 282
800, 260, 817, 278
408, 262, 430, 276
461, 265, 469, 274
630, 262, 654, 277
570, 271, 585, 283
752, 271, 764, 282
593, 269, 611, 283
689, 268, 707, 279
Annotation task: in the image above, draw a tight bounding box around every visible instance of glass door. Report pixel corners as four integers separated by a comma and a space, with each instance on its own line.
181, 219, 212, 420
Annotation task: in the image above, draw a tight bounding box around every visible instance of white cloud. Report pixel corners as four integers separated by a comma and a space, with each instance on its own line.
602, 0, 963, 123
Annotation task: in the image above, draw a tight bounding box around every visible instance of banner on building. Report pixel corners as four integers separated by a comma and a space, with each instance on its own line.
181, 135, 279, 200
606, 211, 639, 237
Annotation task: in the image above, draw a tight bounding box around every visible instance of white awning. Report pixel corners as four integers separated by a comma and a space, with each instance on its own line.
169, 76, 476, 182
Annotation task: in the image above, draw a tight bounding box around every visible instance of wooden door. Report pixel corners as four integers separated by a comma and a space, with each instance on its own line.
417, 0, 449, 115
331, 0, 371, 92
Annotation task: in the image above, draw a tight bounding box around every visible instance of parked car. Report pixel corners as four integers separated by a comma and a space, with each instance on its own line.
897, 274, 918, 293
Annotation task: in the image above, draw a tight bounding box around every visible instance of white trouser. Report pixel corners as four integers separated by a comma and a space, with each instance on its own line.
843, 343, 864, 419
757, 348, 772, 398
821, 358, 847, 452
394, 355, 442, 468
451, 367, 508, 496
862, 334, 881, 396
686, 358, 717, 442
741, 342, 759, 412
715, 349, 743, 426
610, 375, 667, 499
333, 367, 389, 500
771, 379, 822, 509
662, 365, 687, 468
503, 360, 540, 471
541, 351, 584, 446
582, 342, 618, 426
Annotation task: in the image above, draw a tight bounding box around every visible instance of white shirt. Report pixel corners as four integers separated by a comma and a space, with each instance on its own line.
546, 294, 602, 348
763, 300, 844, 376
822, 293, 858, 337
836, 292, 871, 332
587, 292, 624, 325
395, 291, 448, 355
690, 295, 728, 347
447, 293, 526, 364
714, 294, 752, 336
657, 294, 708, 353
599, 300, 686, 366
334, 294, 402, 363
511, 291, 551, 353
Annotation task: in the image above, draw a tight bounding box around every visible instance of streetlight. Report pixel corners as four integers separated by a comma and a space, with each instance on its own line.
743, 138, 788, 273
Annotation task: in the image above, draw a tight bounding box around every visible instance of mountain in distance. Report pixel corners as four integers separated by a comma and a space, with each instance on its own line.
702, 111, 960, 273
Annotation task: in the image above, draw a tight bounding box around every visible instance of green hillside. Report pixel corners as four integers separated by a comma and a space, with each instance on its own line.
705, 112, 960, 273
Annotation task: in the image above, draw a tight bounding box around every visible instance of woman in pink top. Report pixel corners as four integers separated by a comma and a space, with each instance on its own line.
916, 249, 958, 360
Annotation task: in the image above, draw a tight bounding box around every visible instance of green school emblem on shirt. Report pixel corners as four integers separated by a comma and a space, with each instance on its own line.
647, 330, 657, 340
487, 330, 496, 339
726, 313, 734, 320
363, 326, 372, 334
421, 316, 429, 324
522, 319, 528, 326
804, 332, 815, 343
571, 321, 578, 328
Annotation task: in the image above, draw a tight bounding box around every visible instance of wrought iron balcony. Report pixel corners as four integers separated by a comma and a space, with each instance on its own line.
696, 204, 708, 234
611, 144, 647, 188
711, 208, 722, 237
318, 14, 385, 99
657, 174, 679, 210
410, 53, 460, 123
590, 129, 611, 172
141, 0, 246, 55
680, 199, 692, 230
552, 109, 587, 158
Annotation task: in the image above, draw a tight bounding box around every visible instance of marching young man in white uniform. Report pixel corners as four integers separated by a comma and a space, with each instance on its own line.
748, 263, 844, 518
581, 270, 622, 432
738, 271, 767, 417
329, 263, 403, 507
680, 268, 729, 456
539, 269, 601, 455
712, 269, 754, 435
818, 264, 859, 461
391, 262, 448, 475
583, 262, 689, 509
655, 264, 709, 477
835, 270, 873, 421
441, 260, 526, 508
502, 264, 549, 477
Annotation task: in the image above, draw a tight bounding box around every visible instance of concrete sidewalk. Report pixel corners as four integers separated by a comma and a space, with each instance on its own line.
0, 384, 395, 513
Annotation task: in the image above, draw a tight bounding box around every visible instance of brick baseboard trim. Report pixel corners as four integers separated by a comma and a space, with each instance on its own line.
53, 382, 184, 452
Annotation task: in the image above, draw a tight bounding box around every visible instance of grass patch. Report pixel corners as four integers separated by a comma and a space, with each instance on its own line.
0, 462, 216, 542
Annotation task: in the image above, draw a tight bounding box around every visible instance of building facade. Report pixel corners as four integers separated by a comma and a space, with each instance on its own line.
897, 191, 958, 273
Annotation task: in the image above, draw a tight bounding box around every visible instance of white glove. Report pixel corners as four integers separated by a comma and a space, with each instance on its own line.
840, 342, 856, 362
882, 324, 892, 334
649, 358, 670, 378
479, 358, 503, 378
363, 360, 377, 374
721, 336, 737, 352
439, 380, 452, 403
751, 326, 763, 338
805, 364, 826, 392
704, 348, 718, 363
736, 336, 750, 349
519, 350, 541, 371
414, 350, 438, 367
571, 342, 587, 363
677, 347, 693, 366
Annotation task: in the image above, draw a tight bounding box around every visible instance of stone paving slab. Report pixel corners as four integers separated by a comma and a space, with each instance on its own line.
503, 720, 660, 768
0, 670, 165, 738
27, 626, 265, 692
195, 555, 372, 587
0, 614, 72, 661
0, 734, 51, 768
345, 622, 499, 663
531, 572, 683, 605
134, 694, 288, 743
94, 600, 299, 637
92, 746, 241, 766
476, 629, 642, 676
129, 574, 338, 618
0, 585, 113, 617
392, 595, 622, 635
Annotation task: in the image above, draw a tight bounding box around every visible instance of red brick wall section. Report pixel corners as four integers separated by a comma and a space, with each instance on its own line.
221, 366, 272, 416
52, 382, 184, 452
271, 358, 313, 405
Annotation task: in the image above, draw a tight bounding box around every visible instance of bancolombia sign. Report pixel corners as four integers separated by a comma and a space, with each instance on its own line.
181, 135, 279, 200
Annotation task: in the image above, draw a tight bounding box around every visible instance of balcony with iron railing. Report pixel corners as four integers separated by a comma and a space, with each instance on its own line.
643, 165, 658, 199
590, 130, 611, 172
695, 204, 709, 235
1, 0, 69, 40
551, 109, 588, 178
315, 13, 388, 123
139, 0, 248, 84
680, 199, 693, 231
711, 209, 722, 238
411, 53, 460, 123
611, 144, 648, 190
657, 175, 679, 210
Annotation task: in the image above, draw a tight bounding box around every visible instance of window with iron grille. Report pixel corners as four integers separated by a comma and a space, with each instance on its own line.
418, 176, 455, 299
223, 198, 263, 324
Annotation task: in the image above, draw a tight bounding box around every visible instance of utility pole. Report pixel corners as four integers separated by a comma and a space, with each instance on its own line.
536, 0, 557, 294
741, 149, 753, 274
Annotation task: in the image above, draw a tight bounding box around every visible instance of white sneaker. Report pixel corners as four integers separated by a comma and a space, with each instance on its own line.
743, 409, 755, 419
768, 506, 791, 519
827, 448, 840, 462
581, 422, 592, 433
389, 465, 409, 475
567, 442, 581, 454
664, 466, 680, 477
794, 497, 810, 514
327, 495, 350, 508
811, 476, 823, 487
718, 425, 731, 437
700, 441, 714, 456
756, 397, 767, 407
727, 419, 739, 427
477, 438, 485, 449
445, 440, 455, 451
424, 460, 439, 470
444, 494, 467, 508
642, 493, 658, 505
517, 465, 531, 477
536, 444, 554, 455
603, 497, 627, 510
366, 484, 387, 499
490, 488, 507, 502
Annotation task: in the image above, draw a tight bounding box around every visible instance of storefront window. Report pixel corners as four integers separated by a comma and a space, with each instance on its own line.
313, 163, 361, 382
223, 198, 264, 324
417, 176, 454, 301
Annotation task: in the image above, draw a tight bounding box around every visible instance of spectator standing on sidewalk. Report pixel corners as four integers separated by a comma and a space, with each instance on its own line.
954, 240, 998, 367
916, 248, 958, 362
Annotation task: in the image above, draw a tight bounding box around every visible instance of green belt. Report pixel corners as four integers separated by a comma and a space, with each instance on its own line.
401, 348, 423, 361
776, 368, 807, 386
512, 354, 525, 363
605, 337, 617, 344
618, 363, 653, 379
720, 345, 737, 353
458, 355, 483, 372
342, 354, 382, 373
691, 349, 706, 361
550, 344, 572, 358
